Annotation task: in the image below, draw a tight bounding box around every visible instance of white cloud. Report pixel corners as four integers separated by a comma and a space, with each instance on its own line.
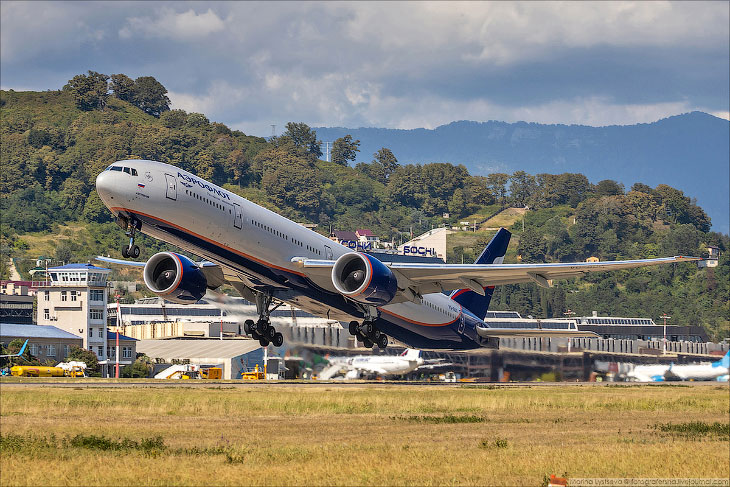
1, 2, 727, 133
119, 7, 226, 40
168, 80, 250, 116
708, 111, 730, 121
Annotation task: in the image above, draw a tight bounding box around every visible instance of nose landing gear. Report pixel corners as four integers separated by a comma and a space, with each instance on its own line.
119, 216, 141, 258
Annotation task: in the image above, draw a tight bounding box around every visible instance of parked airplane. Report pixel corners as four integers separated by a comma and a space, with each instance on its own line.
318, 349, 427, 379
0, 339, 28, 359
95, 160, 699, 350
626, 351, 730, 382
665, 351, 730, 381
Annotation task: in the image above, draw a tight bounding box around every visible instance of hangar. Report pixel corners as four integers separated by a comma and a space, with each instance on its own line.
135, 339, 264, 379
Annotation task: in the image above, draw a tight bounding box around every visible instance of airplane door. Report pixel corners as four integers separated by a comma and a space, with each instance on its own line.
324, 245, 333, 260
233, 203, 243, 229
164, 174, 177, 201
458, 313, 465, 334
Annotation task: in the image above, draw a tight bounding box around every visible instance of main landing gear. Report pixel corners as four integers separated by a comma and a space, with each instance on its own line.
348, 319, 389, 350
119, 217, 141, 259
243, 293, 284, 348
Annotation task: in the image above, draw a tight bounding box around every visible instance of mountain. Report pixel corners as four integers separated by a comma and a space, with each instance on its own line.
315, 112, 730, 234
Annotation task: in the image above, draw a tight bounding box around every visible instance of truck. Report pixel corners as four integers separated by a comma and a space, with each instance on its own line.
11, 361, 86, 378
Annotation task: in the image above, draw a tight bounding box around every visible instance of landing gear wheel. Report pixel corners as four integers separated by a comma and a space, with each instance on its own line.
259, 338, 269, 347
266, 326, 276, 340
363, 338, 374, 348
362, 322, 374, 335
244, 319, 255, 335
348, 321, 359, 335
121, 246, 129, 258
377, 334, 388, 349
273, 332, 284, 347
256, 319, 268, 335
131, 245, 140, 258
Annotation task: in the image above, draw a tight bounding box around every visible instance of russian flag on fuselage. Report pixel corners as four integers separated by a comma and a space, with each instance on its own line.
449, 228, 511, 320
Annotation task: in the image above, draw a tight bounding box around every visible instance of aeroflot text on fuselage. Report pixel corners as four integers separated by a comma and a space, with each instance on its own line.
177, 172, 231, 200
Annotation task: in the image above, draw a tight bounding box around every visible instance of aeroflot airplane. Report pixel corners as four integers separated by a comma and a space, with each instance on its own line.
95, 160, 699, 350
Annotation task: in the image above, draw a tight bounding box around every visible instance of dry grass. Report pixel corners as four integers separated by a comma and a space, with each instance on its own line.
481, 207, 527, 230
1, 384, 728, 486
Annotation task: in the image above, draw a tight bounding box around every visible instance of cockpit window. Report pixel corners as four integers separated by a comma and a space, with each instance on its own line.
109, 166, 123, 172
131, 168, 138, 176
123, 167, 131, 174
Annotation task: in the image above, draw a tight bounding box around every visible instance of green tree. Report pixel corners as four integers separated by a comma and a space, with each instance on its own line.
186, 112, 209, 128
517, 227, 546, 262
132, 76, 170, 117
67, 346, 99, 372
66, 71, 109, 111
331, 135, 360, 166
82, 192, 112, 223
509, 171, 536, 207
258, 146, 322, 218
369, 147, 399, 184
661, 224, 702, 256
160, 109, 187, 128
386, 165, 423, 207
109, 74, 136, 102
594, 179, 624, 196
282, 122, 322, 159
486, 173, 510, 206
122, 357, 151, 378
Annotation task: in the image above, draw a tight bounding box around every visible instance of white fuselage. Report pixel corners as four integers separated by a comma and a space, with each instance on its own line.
96, 160, 474, 348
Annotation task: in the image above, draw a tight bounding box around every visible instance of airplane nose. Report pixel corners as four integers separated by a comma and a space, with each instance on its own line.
95, 170, 117, 205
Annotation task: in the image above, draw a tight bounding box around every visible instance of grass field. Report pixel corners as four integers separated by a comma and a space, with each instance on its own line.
1, 383, 728, 486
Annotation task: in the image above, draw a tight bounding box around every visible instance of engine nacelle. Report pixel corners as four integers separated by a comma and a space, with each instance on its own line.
331, 253, 397, 306
143, 252, 207, 304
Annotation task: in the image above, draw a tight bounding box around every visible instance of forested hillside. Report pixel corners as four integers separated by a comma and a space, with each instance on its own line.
1, 73, 727, 339
315, 114, 730, 234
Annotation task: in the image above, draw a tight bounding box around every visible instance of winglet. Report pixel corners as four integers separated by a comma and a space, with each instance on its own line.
17, 339, 28, 357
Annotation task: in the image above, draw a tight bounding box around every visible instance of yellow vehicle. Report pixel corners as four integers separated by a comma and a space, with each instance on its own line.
200, 367, 222, 379
11, 363, 87, 378
11, 366, 66, 377
240, 364, 265, 380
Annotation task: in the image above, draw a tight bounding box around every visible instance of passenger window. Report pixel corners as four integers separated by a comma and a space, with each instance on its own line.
123, 167, 131, 174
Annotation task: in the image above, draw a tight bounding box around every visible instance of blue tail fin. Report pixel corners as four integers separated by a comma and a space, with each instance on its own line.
450, 228, 511, 320
712, 350, 730, 369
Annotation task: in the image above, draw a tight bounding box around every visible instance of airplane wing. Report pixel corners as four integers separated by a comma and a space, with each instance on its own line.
297, 255, 700, 296
95, 256, 227, 289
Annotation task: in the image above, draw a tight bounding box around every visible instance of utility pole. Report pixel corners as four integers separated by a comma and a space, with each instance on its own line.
323, 141, 332, 162
115, 294, 121, 378
270, 124, 276, 138
563, 309, 576, 353
660, 313, 671, 354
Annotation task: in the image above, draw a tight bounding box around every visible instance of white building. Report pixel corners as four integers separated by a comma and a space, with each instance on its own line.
397, 227, 449, 262
36, 263, 112, 362
136, 339, 264, 379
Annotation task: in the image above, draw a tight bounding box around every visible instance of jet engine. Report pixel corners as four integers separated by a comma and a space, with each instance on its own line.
331, 253, 397, 306
143, 252, 207, 304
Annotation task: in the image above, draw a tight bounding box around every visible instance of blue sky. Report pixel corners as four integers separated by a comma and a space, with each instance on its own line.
1, 1, 728, 136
